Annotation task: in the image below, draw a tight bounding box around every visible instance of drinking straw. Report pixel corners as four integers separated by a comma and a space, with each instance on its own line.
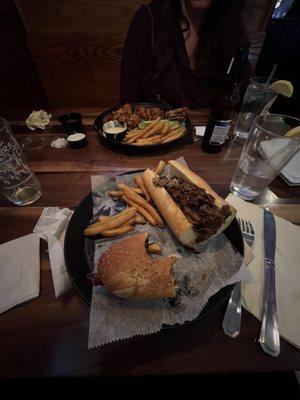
265, 63, 278, 87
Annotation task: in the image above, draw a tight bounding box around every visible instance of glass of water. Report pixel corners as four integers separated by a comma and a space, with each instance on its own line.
0, 118, 43, 205
230, 114, 300, 201
234, 77, 278, 139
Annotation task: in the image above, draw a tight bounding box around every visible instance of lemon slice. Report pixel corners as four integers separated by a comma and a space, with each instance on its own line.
268, 80, 294, 97
284, 126, 300, 138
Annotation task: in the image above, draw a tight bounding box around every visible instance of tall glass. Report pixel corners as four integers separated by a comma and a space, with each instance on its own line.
234, 77, 278, 139
230, 114, 300, 201
0, 118, 43, 205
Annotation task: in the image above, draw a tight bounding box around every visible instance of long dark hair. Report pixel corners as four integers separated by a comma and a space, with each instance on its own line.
149, 0, 245, 92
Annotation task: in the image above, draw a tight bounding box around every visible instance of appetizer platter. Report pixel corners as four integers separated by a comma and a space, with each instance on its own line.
94, 103, 193, 153
64, 160, 244, 329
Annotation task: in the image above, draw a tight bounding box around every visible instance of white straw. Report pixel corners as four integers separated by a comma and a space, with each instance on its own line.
266, 63, 278, 87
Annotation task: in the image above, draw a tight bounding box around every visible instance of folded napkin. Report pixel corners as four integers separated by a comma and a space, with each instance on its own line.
26, 109, 52, 131
195, 126, 206, 137
0, 233, 40, 314
260, 139, 300, 185
226, 193, 300, 349
33, 207, 73, 297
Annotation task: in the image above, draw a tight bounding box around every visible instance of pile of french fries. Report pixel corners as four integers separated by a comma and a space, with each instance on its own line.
84, 167, 165, 239
124, 117, 185, 146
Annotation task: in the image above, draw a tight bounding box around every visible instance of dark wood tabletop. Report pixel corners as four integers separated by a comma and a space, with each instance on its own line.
1, 108, 299, 378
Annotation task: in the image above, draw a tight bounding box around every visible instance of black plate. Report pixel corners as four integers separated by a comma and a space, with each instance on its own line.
64, 176, 244, 327
94, 102, 194, 154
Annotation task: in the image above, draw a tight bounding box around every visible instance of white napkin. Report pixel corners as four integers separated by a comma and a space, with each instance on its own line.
26, 109, 52, 131
195, 126, 206, 137
33, 207, 73, 297
226, 193, 300, 349
0, 233, 40, 314
260, 139, 300, 185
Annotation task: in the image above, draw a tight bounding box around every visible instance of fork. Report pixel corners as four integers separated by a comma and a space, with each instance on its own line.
222, 218, 255, 338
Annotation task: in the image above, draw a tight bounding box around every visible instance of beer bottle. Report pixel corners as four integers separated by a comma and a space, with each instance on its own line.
201, 41, 251, 154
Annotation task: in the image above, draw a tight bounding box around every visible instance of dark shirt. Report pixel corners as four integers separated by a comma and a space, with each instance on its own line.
120, 0, 251, 109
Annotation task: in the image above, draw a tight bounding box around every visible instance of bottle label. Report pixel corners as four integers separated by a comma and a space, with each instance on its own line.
209, 120, 232, 145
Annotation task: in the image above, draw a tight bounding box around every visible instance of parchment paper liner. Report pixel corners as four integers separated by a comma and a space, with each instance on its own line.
88, 165, 248, 348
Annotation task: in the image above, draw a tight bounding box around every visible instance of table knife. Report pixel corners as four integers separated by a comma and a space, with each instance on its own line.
259, 208, 280, 357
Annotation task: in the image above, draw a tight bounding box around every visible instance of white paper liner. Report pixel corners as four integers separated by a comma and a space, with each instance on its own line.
88, 168, 248, 348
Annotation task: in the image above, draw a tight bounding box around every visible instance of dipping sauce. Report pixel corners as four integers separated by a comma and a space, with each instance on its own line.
67, 132, 86, 141
104, 126, 126, 134
66, 132, 88, 148
103, 121, 127, 142
51, 137, 68, 148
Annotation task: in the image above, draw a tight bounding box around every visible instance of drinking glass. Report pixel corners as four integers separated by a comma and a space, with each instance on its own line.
230, 114, 300, 201
234, 77, 278, 139
0, 118, 43, 205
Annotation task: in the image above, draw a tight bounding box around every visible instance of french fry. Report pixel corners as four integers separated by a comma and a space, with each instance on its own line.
146, 243, 162, 254
98, 215, 109, 221
161, 126, 181, 142
133, 142, 152, 146
134, 175, 151, 202
126, 216, 136, 225
84, 211, 136, 236
122, 195, 156, 226
99, 212, 140, 224
109, 188, 143, 197
151, 135, 162, 143
161, 129, 183, 144
97, 206, 136, 223
143, 122, 164, 139
136, 135, 160, 143
136, 138, 155, 144
127, 117, 161, 143
124, 131, 141, 142
125, 128, 140, 137
98, 215, 136, 228
126, 135, 141, 143
118, 184, 164, 228
161, 122, 170, 136
100, 225, 134, 237
134, 214, 146, 224
108, 190, 123, 198
84, 207, 136, 236
133, 187, 144, 194
155, 160, 166, 175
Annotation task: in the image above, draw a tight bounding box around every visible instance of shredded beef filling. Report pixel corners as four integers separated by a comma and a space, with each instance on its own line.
154, 176, 230, 242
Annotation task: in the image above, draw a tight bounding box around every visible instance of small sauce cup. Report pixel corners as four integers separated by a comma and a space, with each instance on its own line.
66, 132, 88, 148
58, 113, 84, 134
103, 121, 127, 142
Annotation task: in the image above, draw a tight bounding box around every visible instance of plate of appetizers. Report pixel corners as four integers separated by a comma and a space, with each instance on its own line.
94, 103, 193, 153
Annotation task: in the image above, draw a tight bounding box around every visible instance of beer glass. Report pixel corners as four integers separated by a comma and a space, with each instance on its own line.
0, 118, 43, 205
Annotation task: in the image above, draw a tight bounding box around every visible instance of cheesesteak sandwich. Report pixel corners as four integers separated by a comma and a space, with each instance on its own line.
143, 160, 236, 248
91, 232, 178, 300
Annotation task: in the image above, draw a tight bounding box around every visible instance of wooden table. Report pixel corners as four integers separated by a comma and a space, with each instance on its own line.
1, 108, 300, 378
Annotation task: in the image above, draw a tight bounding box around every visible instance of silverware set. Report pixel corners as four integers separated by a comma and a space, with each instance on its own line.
222, 210, 280, 357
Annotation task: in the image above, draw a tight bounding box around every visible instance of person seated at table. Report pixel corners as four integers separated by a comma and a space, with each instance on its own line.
120, 0, 252, 108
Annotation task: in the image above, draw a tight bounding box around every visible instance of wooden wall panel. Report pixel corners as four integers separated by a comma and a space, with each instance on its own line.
16, 0, 144, 34
27, 33, 122, 107
16, 0, 144, 107
0, 0, 47, 109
